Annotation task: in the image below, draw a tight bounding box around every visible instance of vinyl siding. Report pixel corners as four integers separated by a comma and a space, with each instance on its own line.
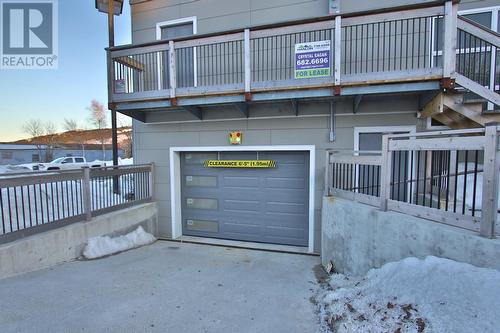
133, 95, 419, 251
130, 0, 497, 44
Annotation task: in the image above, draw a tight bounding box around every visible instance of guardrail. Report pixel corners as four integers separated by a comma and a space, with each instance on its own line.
325, 124, 500, 237
109, 3, 450, 103
456, 16, 500, 98
0, 164, 154, 244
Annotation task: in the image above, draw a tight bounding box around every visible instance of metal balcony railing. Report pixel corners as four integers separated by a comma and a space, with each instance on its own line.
108, 3, 458, 104
0, 164, 155, 244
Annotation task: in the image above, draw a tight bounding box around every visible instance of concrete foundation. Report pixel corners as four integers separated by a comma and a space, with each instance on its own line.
322, 196, 500, 276
0, 202, 158, 280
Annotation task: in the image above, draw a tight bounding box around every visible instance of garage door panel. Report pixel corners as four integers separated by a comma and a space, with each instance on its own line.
181, 151, 309, 247
259, 152, 307, 164
222, 199, 261, 212
184, 153, 218, 165
266, 164, 306, 174
266, 201, 306, 214
183, 209, 222, 219
185, 197, 218, 210
182, 187, 220, 198
221, 188, 264, 201
185, 219, 219, 233
220, 152, 257, 160
265, 225, 307, 238
264, 214, 308, 227
264, 177, 306, 189
223, 222, 261, 235
184, 175, 218, 187
264, 235, 308, 247
263, 189, 306, 203
222, 176, 259, 188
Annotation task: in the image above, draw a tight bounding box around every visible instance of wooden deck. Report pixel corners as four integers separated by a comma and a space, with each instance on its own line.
107, 2, 500, 121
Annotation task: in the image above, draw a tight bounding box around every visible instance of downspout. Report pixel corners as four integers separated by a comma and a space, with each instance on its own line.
329, 100, 336, 142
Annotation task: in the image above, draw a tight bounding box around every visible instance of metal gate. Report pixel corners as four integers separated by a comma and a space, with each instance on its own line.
180, 151, 309, 246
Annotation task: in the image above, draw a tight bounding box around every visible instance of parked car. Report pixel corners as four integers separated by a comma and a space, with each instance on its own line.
37, 157, 106, 171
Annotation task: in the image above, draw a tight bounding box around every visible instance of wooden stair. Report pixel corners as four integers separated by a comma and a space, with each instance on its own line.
421, 92, 500, 129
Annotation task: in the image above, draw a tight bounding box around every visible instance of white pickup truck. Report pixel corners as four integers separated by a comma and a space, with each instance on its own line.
36, 157, 106, 171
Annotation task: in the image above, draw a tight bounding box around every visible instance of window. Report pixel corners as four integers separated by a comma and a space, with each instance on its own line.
462, 12, 492, 29
354, 127, 416, 200
1, 151, 13, 159
156, 17, 197, 88
160, 22, 194, 40
62, 158, 73, 164
75, 158, 85, 163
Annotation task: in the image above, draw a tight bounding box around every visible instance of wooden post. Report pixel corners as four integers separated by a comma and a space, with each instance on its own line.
244, 29, 251, 95
334, 16, 342, 86
442, 1, 457, 78
169, 40, 177, 98
149, 162, 155, 201
380, 134, 392, 211
480, 123, 499, 238
82, 167, 92, 221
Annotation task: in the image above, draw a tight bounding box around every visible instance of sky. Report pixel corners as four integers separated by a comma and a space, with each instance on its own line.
0, 0, 132, 142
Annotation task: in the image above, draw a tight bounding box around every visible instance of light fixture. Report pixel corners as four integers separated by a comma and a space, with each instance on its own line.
95, 0, 124, 16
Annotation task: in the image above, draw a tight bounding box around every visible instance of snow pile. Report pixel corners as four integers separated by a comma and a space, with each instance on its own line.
96, 157, 134, 166
82, 226, 156, 259
119, 158, 133, 165
318, 257, 500, 333
0, 164, 31, 174
455, 162, 490, 211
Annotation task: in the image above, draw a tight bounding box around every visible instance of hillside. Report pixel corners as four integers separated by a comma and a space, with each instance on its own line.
13, 127, 132, 146
11, 127, 133, 157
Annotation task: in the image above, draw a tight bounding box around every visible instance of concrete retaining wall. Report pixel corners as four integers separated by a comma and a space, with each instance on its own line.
322, 196, 500, 276
0, 202, 158, 280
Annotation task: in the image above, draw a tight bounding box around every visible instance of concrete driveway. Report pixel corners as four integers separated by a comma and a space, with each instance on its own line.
0, 241, 320, 333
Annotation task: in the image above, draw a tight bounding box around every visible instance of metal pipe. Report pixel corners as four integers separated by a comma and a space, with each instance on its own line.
329, 100, 336, 142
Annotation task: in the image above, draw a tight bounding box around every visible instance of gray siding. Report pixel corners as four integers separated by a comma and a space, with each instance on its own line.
133, 95, 419, 252
128, 0, 498, 252
130, 0, 497, 44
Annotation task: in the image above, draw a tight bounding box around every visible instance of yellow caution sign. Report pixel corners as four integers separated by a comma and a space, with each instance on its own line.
204, 160, 276, 168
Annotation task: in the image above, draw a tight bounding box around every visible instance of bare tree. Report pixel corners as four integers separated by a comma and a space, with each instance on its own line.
43, 122, 58, 162
63, 118, 78, 132
63, 118, 87, 157
118, 117, 133, 159
88, 100, 109, 160
118, 125, 133, 159
22, 119, 45, 161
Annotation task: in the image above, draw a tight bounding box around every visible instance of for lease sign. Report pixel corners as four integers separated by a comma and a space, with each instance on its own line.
294, 40, 331, 79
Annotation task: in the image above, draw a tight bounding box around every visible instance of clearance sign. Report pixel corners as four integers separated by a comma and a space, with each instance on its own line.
204, 160, 276, 168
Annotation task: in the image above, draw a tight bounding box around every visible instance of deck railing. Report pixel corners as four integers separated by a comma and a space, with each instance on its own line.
325, 124, 500, 237
108, 2, 500, 109
109, 3, 456, 103
0, 164, 154, 244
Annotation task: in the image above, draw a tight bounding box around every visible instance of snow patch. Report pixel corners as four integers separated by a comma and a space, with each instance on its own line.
0, 164, 31, 174
82, 226, 156, 259
318, 256, 500, 333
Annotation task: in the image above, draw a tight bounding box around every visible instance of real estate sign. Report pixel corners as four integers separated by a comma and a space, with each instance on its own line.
294, 40, 331, 79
